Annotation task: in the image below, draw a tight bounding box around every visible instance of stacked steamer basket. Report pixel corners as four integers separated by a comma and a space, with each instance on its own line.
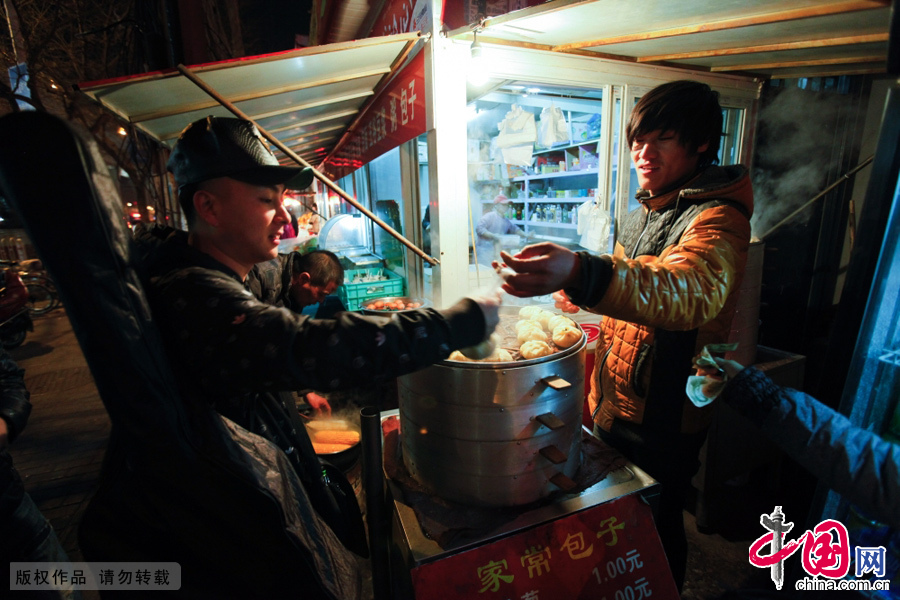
397, 305, 587, 507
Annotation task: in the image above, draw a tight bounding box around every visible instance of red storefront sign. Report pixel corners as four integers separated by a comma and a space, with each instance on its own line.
442, 1, 546, 31
369, 0, 431, 37
325, 49, 425, 178
410, 493, 678, 600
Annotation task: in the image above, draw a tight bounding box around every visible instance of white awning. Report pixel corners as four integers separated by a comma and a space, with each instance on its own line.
78, 1, 894, 169
77, 32, 423, 167
447, 0, 893, 80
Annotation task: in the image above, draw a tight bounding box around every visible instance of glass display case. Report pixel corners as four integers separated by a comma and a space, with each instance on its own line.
467, 85, 606, 260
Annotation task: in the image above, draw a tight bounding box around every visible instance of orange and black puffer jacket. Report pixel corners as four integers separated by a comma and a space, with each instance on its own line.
567, 165, 753, 435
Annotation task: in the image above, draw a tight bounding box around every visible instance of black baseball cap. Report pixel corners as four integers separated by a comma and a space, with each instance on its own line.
167, 116, 314, 190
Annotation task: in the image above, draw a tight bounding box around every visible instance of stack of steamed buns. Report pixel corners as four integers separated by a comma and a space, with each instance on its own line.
448, 306, 581, 363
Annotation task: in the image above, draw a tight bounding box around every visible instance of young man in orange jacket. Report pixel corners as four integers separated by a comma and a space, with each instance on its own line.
498, 80, 753, 591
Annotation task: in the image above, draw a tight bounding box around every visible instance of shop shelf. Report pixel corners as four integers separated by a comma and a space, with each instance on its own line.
511, 168, 599, 182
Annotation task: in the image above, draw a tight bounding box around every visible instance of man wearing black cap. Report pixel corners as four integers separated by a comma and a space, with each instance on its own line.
163, 116, 315, 276
139, 116, 499, 596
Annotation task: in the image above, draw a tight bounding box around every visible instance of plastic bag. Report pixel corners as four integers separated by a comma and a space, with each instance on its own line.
538, 104, 568, 148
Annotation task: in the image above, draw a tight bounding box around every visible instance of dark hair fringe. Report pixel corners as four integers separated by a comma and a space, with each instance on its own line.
626, 80, 723, 168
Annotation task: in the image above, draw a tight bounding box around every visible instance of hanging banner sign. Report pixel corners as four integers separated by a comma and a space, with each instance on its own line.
369, 0, 432, 37
409, 493, 678, 600
326, 49, 426, 177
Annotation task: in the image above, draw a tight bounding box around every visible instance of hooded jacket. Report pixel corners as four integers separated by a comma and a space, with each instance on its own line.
566, 165, 753, 435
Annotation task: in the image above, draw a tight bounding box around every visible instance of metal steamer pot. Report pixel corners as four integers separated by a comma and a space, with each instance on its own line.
397, 308, 586, 507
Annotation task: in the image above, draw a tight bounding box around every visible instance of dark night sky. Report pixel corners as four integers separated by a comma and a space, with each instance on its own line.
239, 0, 313, 55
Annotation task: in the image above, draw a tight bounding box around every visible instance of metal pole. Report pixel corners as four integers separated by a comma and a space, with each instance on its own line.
759, 154, 874, 241
361, 405, 390, 600
175, 64, 439, 266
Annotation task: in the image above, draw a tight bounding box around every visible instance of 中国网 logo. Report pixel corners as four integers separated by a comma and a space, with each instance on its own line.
747, 506, 891, 593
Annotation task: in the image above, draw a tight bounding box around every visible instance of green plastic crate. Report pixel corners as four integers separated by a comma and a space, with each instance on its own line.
339, 268, 406, 311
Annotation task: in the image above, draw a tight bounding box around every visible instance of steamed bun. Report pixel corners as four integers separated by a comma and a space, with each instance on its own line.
518, 306, 544, 320
552, 325, 581, 349
517, 326, 549, 345
547, 314, 576, 333
520, 340, 553, 359
536, 310, 556, 330
483, 348, 513, 362
448, 350, 469, 362
516, 319, 542, 334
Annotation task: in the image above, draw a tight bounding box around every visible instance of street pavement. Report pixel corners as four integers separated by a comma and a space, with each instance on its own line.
7, 308, 109, 564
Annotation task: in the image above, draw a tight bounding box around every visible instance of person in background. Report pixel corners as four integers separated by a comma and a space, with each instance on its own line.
140, 116, 499, 596
287, 250, 346, 415
288, 203, 300, 238
1, 347, 79, 599
475, 193, 530, 266
286, 249, 343, 312
422, 204, 431, 256
304, 200, 322, 235
281, 215, 296, 239
253, 249, 347, 416
246, 248, 344, 316
496, 80, 753, 591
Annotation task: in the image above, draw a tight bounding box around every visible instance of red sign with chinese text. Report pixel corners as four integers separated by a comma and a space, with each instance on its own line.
369, 0, 423, 37
409, 493, 678, 600
442, 1, 546, 31
325, 50, 425, 179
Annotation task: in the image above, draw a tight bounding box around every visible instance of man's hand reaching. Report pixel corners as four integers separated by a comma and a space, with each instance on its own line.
492, 243, 580, 298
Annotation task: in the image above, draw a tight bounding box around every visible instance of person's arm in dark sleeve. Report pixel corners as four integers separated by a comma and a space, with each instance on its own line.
564, 251, 614, 308
285, 298, 488, 391
721, 366, 900, 529
150, 271, 491, 396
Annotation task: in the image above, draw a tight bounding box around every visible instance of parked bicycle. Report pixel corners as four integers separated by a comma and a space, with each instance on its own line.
0, 259, 60, 315
0, 268, 33, 348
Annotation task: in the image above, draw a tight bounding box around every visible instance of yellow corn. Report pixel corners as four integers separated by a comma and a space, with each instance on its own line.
312, 442, 352, 454
313, 430, 360, 446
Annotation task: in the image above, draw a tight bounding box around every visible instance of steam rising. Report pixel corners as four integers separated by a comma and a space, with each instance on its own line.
750, 86, 849, 238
